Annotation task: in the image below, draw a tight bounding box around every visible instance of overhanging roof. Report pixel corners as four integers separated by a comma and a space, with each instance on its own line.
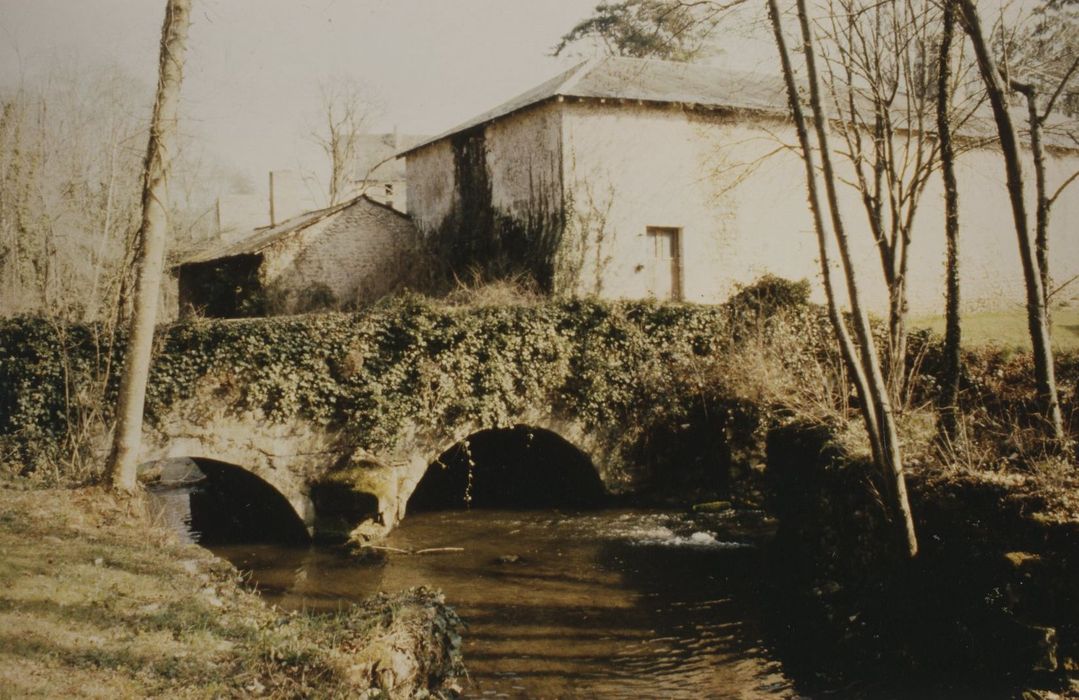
398, 55, 1078, 157
176, 195, 407, 267
398, 56, 788, 157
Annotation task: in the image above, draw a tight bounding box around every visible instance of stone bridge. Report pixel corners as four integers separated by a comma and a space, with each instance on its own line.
140, 396, 616, 539
2, 300, 749, 540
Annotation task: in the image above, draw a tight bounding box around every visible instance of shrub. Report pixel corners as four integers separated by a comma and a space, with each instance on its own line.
727, 275, 811, 320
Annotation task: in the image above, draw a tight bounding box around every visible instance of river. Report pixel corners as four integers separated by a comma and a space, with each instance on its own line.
151, 484, 800, 698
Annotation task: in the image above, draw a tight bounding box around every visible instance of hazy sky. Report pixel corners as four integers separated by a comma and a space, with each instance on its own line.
0, 0, 782, 197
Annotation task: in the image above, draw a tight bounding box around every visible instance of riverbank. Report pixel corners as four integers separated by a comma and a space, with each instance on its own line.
765, 420, 1079, 698
0, 483, 464, 698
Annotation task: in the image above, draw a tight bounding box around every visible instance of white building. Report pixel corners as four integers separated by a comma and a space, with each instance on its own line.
354, 133, 427, 214
401, 56, 1079, 314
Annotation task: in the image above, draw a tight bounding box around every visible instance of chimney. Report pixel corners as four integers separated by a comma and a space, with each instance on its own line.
269, 171, 277, 226
268, 170, 320, 226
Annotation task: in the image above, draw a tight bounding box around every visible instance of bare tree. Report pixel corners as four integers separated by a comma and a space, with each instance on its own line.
311, 79, 375, 206
955, 0, 1065, 442
815, 0, 984, 405
1005, 68, 1079, 315
106, 0, 192, 492
768, 0, 918, 557
0, 67, 148, 322
936, 0, 962, 440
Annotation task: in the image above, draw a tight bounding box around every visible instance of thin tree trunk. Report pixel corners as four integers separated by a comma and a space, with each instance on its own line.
937, 0, 962, 441
1007, 83, 1050, 314
956, 0, 1064, 442
765, 0, 882, 468
793, 0, 917, 557
87, 130, 120, 322
768, 0, 917, 558
105, 0, 191, 492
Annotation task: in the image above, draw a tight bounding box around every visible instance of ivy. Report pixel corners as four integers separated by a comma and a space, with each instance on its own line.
0, 296, 799, 480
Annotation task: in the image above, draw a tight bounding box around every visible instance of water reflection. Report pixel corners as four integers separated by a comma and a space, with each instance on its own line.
155, 493, 796, 699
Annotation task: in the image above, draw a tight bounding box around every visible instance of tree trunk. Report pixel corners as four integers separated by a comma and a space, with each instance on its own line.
1008, 84, 1050, 314
937, 0, 962, 441
765, 0, 882, 468
956, 0, 1064, 442
105, 0, 192, 492
768, 0, 918, 558
794, 0, 917, 558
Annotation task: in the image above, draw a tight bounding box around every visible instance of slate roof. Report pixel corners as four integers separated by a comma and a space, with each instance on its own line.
399, 56, 787, 156
399, 55, 1077, 156
177, 195, 407, 266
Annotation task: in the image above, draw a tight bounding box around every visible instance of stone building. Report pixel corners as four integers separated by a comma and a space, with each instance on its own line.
175, 195, 417, 317
401, 56, 1079, 313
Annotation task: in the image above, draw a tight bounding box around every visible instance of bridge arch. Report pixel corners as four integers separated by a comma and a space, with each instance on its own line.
186, 458, 311, 544
405, 424, 607, 513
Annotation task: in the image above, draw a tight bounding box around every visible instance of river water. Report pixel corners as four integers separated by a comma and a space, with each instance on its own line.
151, 486, 801, 698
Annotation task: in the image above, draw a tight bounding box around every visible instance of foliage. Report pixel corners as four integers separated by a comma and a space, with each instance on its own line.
418, 130, 566, 294
552, 0, 723, 61
0, 317, 125, 478
913, 337, 1079, 471
0, 292, 845, 487
6, 288, 1072, 489
726, 275, 810, 321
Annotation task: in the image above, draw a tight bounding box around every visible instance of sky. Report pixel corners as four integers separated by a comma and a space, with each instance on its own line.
0, 0, 781, 199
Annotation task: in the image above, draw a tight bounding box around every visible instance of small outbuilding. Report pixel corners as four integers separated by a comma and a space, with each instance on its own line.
175, 195, 418, 318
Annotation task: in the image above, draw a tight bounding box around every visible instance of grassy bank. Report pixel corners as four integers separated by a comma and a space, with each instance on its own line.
911, 308, 1079, 351
0, 484, 463, 698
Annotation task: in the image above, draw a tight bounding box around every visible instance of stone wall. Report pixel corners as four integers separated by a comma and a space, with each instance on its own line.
261, 197, 417, 313
1, 302, 755, 540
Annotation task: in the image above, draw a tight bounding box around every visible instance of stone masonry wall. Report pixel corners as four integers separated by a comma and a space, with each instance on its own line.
261, 197, 418, 312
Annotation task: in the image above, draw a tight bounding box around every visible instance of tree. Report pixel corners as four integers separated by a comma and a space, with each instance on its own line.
936, 0, 962, 440
105, 0, 192, 492
0, 66, 148, 322
552, 0, 727, 60
1003, 46, 1079, 317
768, 0, 918, 557
955, 0, 1066, 442
311, 79, 374, 206
815, 0, 983, 405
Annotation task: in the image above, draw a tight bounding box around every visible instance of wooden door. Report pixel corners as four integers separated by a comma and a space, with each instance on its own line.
647, 227, 682, 301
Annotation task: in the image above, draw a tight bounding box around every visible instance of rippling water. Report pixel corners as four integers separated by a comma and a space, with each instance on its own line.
153, 487, 799, 698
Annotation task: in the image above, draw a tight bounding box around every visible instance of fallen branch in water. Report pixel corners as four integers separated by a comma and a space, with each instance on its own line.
360, 544, 464, 556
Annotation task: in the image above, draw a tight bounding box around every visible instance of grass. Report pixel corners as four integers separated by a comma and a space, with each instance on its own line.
0, 483, 463, 699
909, 308, 1079, 351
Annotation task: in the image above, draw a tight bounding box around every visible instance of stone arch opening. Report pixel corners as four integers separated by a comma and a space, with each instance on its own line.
408, 425, 606, 512
188, 458, 310, 544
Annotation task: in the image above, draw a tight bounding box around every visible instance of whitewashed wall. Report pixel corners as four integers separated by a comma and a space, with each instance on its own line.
406, 98, 1079, 314
561, 99, 1079, 314
404, 139, 456, 235
483, 102, 564, 221
405, 101, 565, 235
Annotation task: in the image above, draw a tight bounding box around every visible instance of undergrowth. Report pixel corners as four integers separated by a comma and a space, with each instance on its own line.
1, 276, 1074, 496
